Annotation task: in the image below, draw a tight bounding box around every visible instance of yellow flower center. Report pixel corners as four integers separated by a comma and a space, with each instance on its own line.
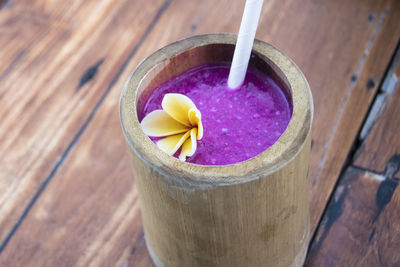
140, 93, 203, 161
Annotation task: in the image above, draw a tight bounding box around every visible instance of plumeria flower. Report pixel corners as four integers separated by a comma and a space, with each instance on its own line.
140, 93, 203, 161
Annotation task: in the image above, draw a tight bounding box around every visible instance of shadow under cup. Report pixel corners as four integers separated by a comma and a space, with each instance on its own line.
120, 34, 313, 267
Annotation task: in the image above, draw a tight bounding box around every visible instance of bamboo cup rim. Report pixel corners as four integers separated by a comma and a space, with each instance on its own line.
120, 33, 313, 188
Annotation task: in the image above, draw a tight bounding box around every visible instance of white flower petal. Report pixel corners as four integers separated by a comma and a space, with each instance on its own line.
188, 108, 203, 140
140, 110, 189, 137
142, 94, 204, 161
179, 128, 197, 161
162, 93, 196, 127
156, 131, 191, 156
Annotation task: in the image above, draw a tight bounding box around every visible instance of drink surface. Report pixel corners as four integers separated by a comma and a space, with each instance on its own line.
140, 63, 292, 165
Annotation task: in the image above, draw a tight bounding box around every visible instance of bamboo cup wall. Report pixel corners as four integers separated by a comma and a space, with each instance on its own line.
120, 34, 313, 267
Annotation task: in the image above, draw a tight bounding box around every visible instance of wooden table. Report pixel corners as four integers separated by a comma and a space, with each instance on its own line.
0, 0, 399, 266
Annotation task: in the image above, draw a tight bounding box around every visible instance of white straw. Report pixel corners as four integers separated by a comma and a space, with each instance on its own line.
228, 0, 264, 89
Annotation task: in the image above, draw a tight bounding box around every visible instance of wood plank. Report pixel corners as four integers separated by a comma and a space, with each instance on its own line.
354, 47, 400, 179
306, 165, 400, 266
304, 0, 400, 230
1, 0, 400, 266
0, 0, 166, 244
0, 47, 156, 267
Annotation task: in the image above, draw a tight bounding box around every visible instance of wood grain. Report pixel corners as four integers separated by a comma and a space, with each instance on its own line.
303, 0, 400, 230
0, 0, 166, 244
306, 166, 400, 266
0, 0, 400, 266
354, 46, 400, 179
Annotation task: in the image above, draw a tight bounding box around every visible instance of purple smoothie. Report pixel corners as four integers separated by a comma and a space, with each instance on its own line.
139, 63, 292, 165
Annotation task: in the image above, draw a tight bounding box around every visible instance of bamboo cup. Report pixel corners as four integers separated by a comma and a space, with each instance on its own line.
120, 34, 313, 267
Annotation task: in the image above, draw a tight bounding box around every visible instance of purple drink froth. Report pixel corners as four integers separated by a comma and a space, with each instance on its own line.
140, 63, 292, 165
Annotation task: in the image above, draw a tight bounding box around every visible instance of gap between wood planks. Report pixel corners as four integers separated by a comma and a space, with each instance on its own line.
307, 38, 400, 254
0, 0, 172, 254
306, 156, 400, 265
354, 41, 400, 161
